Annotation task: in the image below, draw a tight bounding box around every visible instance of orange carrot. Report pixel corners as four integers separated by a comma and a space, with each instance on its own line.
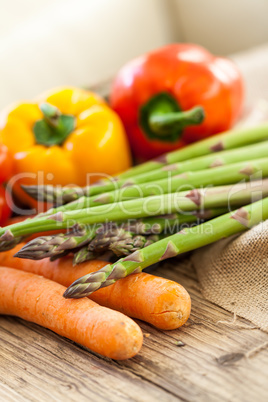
0, 245, 191, 330
0, 267, 143, 359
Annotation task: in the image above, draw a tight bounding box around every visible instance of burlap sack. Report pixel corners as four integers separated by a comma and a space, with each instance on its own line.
192, 220, 268, 331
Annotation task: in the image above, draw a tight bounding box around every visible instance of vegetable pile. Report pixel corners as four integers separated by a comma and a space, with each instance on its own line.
0, 44, 267, 361
0, 122, 267, 359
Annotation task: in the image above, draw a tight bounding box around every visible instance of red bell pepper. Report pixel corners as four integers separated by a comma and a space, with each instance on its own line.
0, 143, 13, 224
110, 44, 244, 161
0, 186, 11, 225
0, 143, 13, 184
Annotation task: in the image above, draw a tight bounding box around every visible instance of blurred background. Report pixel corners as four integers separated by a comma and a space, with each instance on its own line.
0, 0, 268, 108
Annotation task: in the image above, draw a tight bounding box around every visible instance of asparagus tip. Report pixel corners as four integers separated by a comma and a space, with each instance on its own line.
63, 282, 98, 299
63, 267, 112, 298
63, 287, 78, 299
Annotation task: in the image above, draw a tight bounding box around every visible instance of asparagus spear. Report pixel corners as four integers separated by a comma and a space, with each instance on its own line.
2, 180, 268, 245
63, 196, 268, 298
88, 227, 152, 256
23, 141, 268, 204
88, 227, 162, 256
88, 227, 135, 253
118, 208, 227, 234
73, 233, 165, 265
16, 227, 96, 260
0, 236, 23, 252
15, 209, 224, 261
73, 247, 99, 265
125, 141, 268, 185
23, 185, 85, 204
118, 123, 268, 178
110, 234, 160, 257
43, 158, 268, 214
72, 233, 156, 265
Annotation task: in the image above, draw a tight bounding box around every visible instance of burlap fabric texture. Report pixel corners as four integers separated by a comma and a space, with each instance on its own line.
192, 220, 268, 331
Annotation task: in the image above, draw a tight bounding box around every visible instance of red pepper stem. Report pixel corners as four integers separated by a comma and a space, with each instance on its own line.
139, 93, 205, 142
149, 106, 205, 137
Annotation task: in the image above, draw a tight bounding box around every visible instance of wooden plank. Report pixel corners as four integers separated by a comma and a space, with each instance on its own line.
0, 257, 267, 401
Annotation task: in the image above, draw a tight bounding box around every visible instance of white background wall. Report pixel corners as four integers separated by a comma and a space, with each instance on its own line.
0, 0, 268, 108
172, 0, 268, 55
0, 0, 175, 107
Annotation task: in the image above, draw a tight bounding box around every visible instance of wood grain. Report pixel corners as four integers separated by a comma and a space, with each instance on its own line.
0, 257, 267, 402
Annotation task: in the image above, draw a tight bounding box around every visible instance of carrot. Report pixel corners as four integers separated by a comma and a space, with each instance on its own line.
0, 245, 191, 330
0, 267, 143, 360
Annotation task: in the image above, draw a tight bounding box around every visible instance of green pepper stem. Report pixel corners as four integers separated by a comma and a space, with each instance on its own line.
139, 92, 205, 142
149, 106, 205, 137
40, 103, 61, 128
33, 103, 75, 146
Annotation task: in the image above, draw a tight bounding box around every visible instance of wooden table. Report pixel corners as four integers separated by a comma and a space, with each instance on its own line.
0, 256, 267, 402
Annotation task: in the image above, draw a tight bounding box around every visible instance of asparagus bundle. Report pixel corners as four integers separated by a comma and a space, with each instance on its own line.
16, 226, 154, 261
39, 158, 268, 215
63, 209, 223, 264
15, 209, 226, 262
119, 123, 268, 178
23, 141, 268, 204
10, 123, 268, 301
111, 208, 227, 234
2, 180, 267, 247
63, 196, 268, 298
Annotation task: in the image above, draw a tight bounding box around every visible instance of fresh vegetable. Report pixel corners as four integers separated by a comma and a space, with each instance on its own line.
108, 209, 227, 234
0, 246, 191, 330
18, 229, 160, 261
119, 123, 268, 179
24, 141, 268, 205
6, 215, 65, 241
0, 267, 143, 359
15, 209, 227, 263
15, 228, 97, 261
1, 180, 266, 245
73, 230, 155, 266
0, 87, 131, 207
36, 158, 268, 214
0, 143, 13, 184
63, 197, 268, 298
23, 124, 268, 204
110, 43, 244, 160
0, 187, 12, 226
88, 228, 157, 256
73, 247, 98, 265
0, 143, 13, 226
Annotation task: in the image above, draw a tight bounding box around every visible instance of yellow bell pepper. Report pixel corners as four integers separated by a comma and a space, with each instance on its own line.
0, 87, 132, 206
